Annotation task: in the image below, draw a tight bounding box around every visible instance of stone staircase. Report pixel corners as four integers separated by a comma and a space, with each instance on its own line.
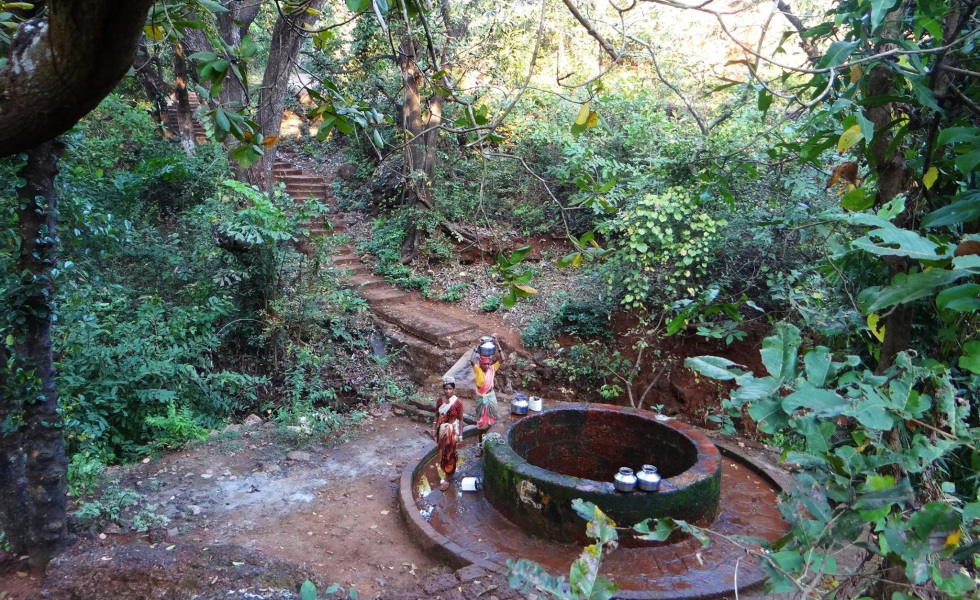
272, 156, 484, 389
164, 93, 208, 142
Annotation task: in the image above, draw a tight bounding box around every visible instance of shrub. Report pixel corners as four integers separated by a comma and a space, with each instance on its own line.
608, 187, 725, 308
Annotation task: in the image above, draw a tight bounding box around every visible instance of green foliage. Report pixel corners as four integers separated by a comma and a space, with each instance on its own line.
554, 298, 614, 340
508, 499, 619, 600
685, 323, 980, 597
74, 486, 142, 528
667, 288, 756, 345
480, 295, 502, 312
132, 507, 171, 532
144, 403, 209, 450
360, 215, 432, 292
67, 453, 106, 499
610, 187, 725, 308
495, 246, 535, 308
520, 315, 556, 348
299, 579, 358, 600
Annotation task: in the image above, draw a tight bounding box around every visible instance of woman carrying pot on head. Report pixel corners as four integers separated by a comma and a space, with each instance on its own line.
471, 335, 504, 456
434, 376, 463, 491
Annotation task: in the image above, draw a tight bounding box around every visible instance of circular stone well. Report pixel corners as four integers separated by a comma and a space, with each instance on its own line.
482, 404, 721, 544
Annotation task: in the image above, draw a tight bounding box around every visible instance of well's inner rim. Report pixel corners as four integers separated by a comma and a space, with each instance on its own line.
508, 409, 698, 480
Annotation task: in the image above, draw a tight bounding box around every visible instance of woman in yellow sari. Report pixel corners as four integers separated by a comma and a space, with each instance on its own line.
471, 335, 503, 456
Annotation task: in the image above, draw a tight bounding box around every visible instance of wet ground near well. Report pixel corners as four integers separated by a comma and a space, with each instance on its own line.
411, 437, 789, 599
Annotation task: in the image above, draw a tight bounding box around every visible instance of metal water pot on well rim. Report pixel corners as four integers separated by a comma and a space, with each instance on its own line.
511, 393, 529, 415
637, 464, 661, 492
613, 467, 637, 493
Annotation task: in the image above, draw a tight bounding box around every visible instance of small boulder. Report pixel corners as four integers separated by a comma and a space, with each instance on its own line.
242, 414, 263, 427
286, 451, 313, 462
337, 163, 357, 181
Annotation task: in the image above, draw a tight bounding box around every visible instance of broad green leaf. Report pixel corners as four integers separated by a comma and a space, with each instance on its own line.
803, 347, 833, 387
960, 344, 980, 374
922, 190, 980, 227
953, 254, 980, 273
936, 126, 980, 146
197, 0, 230, 12
506, 559, 570, 599
954, 149, 980, 177
300, 580, 317, 600
782, 387, 848, 418
936, 283, 980, 312
731, 375, 780, 402
819, 41, 859, 68
684, 356, 740, 381
860, 269, 967, 313
748, 396, 789, 433
847, 389, 894, 429
575, 103, 590, 125
758, 88, 773, 115
837, 124, 864, 153
841, 187, 873, 211
188, 51, 218, 62
760, 322, 801, 380
851, 228, 950, 260
346, 0, 371, 11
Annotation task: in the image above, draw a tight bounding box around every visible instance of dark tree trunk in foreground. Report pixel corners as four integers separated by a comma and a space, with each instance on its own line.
0, 0, 154, 155
245, 0, 327, 191
173, 41, 197, 156
0, 140, 68, 573
0, 0, 152, 573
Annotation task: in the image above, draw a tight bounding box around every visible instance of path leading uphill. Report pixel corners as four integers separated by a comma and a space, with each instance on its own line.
273, 153, 530, 419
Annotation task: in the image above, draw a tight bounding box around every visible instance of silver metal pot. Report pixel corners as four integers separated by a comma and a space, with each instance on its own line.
511, 396, 529, 415
477, 340, 497, 357
613, 467, 637, 493
637, 464, 661, 492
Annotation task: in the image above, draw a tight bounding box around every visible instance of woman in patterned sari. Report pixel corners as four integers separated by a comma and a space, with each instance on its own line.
434, 377, 463, 490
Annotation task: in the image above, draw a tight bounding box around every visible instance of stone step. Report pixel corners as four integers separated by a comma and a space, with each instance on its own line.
382, 327, 457, 382
280, 175, 324, 184
347, 275, 386, 290
359, 287, 412, 306
333, 255, 362, 265
285, 187, 328, 196
287, 192, 327, 201
373, 305, 478, 349
338, 263, 372, 276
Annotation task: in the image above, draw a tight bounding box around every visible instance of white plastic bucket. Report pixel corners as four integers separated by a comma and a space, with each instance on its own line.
460, 477, 482, 491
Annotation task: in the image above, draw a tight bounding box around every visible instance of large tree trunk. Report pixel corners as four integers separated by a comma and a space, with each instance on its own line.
182, 0, 260, 110
0, 140, 68, 573
398, 36, 442, 264
0, 0, 154, 156
245, 0, 327, 191
173, 41, 197, 156
133, 41, 174, 126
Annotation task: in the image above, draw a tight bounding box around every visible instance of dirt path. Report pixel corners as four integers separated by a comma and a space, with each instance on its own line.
0, 411, 459, 599
275, 154, 534, 402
